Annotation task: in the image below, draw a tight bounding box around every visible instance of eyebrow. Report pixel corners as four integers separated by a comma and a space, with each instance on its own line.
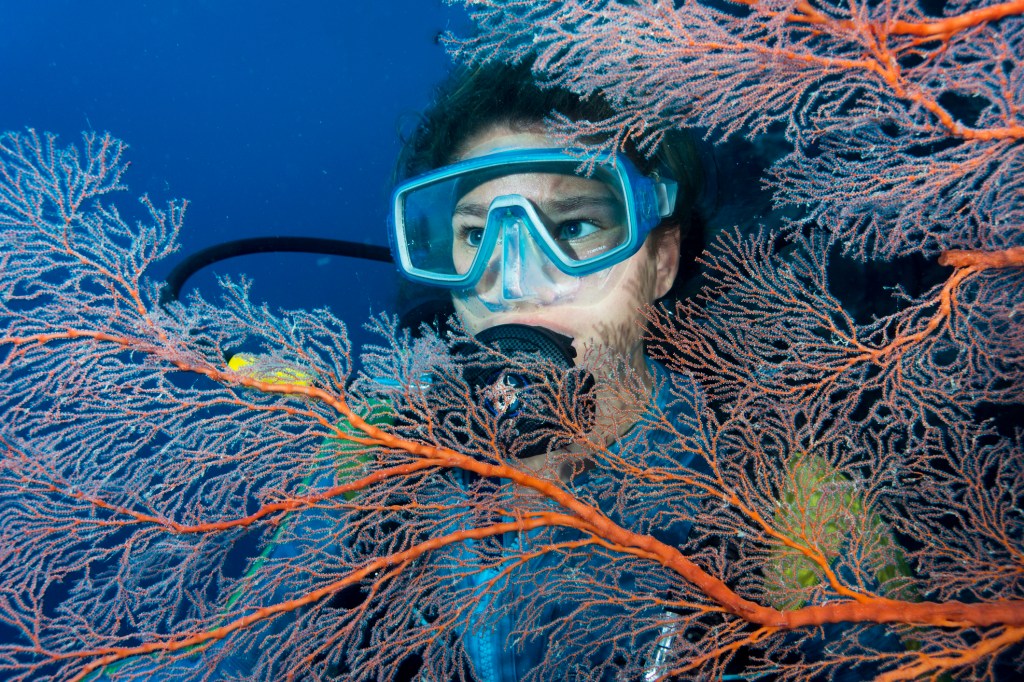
452, 203, 489, 219
452, 195, 620, 219
546, 195, 619, 215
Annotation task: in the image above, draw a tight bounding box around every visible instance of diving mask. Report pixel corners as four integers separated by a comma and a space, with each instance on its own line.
389, 148, 677, 309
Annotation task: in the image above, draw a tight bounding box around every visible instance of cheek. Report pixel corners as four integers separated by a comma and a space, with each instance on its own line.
603, 250, 661, 318
451, 297, 485, 335
582, 255, 659, 345
631, 247, 662, 302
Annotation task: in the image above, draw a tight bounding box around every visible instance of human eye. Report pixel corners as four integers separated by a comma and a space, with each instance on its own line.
454, 224, 485, 248
555, 220, 602, 241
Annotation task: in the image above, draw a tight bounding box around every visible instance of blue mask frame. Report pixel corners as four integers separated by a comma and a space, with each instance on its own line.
389, 148, 678, 289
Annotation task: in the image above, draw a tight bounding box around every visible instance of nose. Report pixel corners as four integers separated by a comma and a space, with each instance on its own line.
500, 214, 530, 300
473, 209, 552, 307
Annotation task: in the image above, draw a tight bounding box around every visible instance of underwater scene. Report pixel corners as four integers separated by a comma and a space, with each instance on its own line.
0, 1, 1022, 680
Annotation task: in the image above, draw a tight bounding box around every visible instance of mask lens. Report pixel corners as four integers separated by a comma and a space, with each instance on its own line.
536, 165, 629, 265
398, 178, 463, 279
393, 152, 640, 288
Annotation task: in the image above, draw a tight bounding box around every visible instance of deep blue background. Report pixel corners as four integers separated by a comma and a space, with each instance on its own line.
0, 1, 468, 352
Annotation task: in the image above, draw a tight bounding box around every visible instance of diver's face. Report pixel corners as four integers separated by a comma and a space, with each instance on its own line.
451, 126, 680, 385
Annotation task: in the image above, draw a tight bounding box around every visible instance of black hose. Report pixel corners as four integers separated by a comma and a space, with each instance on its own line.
159, 236, 393, 305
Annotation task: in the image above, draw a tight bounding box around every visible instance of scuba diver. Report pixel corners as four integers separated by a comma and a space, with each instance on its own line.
375, 60, 711, 680
96, 61, 903, 681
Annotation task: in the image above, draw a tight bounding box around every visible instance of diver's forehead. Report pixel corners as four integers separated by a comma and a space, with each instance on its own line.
453, 127, 620, 213
457, 171, 613, 207
457, 128, 554, 160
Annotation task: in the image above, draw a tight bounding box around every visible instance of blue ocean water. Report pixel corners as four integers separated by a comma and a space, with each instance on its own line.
0, 0, 467, 355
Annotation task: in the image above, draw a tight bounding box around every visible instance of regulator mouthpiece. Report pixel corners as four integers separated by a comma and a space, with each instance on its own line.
455, 324, 596, 459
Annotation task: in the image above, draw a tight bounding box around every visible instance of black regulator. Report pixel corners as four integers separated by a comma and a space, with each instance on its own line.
451, 324, 596, 459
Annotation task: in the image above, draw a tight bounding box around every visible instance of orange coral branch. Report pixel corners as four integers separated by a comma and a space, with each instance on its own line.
716, 0, 1024, 141
730, 0, 1024, 38
877, 625, 1024, 681
660, 625, 777, 680
41, 458, 445, 534
66, 513, 597, 682
23, 325, 1024, 635
761, 245, 1024, 394
140, 362, 1024, 633
868, 246, 1024, 361
939, 246, 1024, 269
889, 0, 1024, 37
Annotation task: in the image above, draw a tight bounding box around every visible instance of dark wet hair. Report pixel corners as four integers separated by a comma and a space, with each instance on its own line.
394, 60, 706, 307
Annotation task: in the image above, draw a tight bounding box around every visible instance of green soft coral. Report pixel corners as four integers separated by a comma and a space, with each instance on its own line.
320, 399, 395, 500
765, 452, 914, 611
